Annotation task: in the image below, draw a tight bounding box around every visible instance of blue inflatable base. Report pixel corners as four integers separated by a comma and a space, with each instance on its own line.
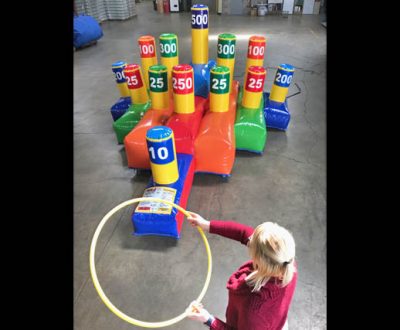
263, 92, 291, 131
191, 60, 216, 99
236, 148, 263, 155
74, 14, 103, 48
194, 170, 231, 178
110, 97, 131, 121
132, 153, 194, 239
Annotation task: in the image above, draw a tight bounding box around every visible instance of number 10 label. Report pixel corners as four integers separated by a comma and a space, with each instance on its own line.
147, 138, 175, 165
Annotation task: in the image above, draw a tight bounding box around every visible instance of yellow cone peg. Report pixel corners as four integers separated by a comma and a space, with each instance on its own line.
244, 35, 266, 84
216, 33, 236, 92
148, 65, 169, 110
172, 64, 195, 114
146, 126, 179, 185
138, 35, 158, 89
269, 64, 295, 103
112, 61, 130, 98
124, 64, 149, 104
159, 33, 179, 93
242, 66, 266, 109
210, 65, 230, 113
191, 4, 209, 65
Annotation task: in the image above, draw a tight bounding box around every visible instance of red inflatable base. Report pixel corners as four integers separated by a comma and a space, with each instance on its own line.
166, 96, 208, 155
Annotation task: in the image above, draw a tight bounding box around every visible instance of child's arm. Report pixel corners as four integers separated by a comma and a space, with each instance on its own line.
186, 301, 235, 330
209, 317, 236, 330
187, 212, 254, 245
210, 220, 254, 245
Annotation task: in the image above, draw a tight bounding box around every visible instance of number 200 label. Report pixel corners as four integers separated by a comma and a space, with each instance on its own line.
113, 70, 126, 83
274, 69, 294, 88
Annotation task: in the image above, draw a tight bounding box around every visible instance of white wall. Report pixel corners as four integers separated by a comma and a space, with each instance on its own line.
303, 0, 315, 14
283, 0, 294, 14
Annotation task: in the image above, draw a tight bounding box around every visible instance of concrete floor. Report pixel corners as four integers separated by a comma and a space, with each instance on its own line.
74, 2, 326, 329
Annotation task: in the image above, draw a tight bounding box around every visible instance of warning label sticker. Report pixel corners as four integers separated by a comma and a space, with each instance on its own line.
135, 186, 177, 214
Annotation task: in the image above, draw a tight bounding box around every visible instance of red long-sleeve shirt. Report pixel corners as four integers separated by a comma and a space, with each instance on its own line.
208, 220, 297, 330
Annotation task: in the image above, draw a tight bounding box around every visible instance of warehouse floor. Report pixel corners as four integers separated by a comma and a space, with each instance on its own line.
74, 1, 326, 329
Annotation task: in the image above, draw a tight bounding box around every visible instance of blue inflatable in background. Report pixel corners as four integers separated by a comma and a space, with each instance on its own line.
191, 60, 216, 98
74, 14, 103, 48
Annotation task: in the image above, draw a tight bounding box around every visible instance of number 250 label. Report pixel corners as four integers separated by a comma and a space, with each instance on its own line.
172, 77, 193, 94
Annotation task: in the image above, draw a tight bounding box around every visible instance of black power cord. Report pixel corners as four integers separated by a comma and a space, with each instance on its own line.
286, 82, 302, 99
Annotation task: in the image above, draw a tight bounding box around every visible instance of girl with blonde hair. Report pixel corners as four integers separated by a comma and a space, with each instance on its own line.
186, 213, 297, 330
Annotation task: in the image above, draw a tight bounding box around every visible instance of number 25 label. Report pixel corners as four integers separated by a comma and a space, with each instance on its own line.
246, 73, 265, 92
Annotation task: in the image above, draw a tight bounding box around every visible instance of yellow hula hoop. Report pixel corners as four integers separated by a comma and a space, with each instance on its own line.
89, 197, 212, 328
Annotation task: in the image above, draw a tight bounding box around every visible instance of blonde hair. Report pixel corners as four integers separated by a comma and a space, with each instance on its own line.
246, 222, 296, 292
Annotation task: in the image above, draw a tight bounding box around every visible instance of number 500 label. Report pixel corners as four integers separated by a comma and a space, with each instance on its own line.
191, 11, 208, 29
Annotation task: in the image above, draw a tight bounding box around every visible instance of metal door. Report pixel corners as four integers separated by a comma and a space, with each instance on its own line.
230, 0, 244, 15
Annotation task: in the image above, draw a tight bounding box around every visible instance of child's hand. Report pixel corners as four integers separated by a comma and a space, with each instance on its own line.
187, 212, 210, 232
186, 301, 212, 323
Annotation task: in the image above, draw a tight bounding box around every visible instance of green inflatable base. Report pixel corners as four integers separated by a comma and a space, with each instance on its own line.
113, 101, 151, 144
237, 85, 243, 104
234, 94, 267, 154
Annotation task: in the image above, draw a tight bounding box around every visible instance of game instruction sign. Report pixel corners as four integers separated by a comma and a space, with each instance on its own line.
135, 186, 177, 214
